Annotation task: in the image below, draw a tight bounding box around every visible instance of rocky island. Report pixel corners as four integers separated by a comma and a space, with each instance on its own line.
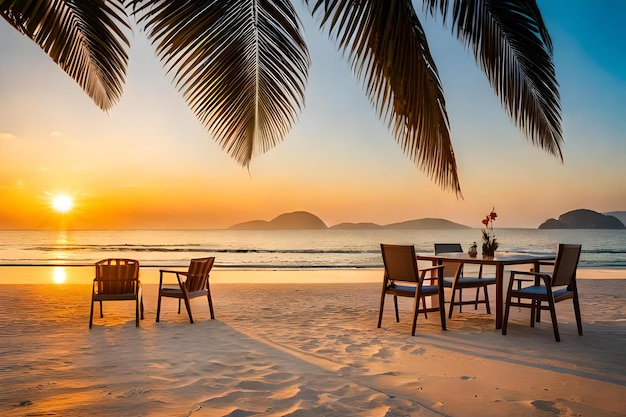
538, 209, 625, 229
229, 211, 470, 230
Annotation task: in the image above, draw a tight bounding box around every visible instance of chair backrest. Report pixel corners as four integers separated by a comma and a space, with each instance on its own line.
95, 258, 139, 294
434, 243, 463, 277
551, 244, 582, 287
380, 244, 420, 283
434, 243, 463, 254
184, 257, 215, 291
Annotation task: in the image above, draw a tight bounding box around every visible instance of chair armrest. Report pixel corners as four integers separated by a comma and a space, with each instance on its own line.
159, 269, 185, 275
510, 270, 544, 278
510, 270, 552, 287
420, 265, 445, 284
159, 269, 188, 288
421, 265, 445, 273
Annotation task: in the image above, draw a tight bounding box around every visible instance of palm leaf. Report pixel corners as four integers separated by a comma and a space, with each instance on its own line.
129, 0, 310, 167
308, 0, 461, 195
0, 0, 131, 111
424, 0, 563, 158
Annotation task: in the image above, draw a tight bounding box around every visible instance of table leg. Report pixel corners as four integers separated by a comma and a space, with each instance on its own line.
438, 261, 446, 330
495, 263, 504, 329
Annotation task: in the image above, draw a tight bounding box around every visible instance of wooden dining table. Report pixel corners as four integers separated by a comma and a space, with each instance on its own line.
416, 252, 556, 329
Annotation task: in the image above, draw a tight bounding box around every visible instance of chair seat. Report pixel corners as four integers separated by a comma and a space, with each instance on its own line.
160, 288, 208, 298
93, 293, 138, 301
387, 284, 438, 295
513, 285, 570, 298
443, 277, 496, 287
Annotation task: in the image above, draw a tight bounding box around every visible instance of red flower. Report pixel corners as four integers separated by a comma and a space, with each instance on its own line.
490, 211, 497, 221
482, 217, 490, 227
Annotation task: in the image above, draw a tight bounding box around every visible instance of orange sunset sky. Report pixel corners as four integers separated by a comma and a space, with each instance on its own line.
1, 1, 625, 230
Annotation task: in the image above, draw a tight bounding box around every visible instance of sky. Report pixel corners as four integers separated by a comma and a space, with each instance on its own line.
0, 1, 625, 230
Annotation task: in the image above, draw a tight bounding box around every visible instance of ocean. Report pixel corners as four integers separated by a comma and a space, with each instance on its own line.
1, 228, 625, 270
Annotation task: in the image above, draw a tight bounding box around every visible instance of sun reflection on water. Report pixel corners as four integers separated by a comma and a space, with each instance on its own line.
52, 267, 67, 284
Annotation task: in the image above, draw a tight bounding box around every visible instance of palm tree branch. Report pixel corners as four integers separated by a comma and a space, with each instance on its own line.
308, 0, 461, 195
0, 0, 130, 111
129, 0, 310, 167
425, 0, 563, 158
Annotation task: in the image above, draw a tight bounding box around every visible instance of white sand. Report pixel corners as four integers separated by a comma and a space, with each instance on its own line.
0, 269, 625, 416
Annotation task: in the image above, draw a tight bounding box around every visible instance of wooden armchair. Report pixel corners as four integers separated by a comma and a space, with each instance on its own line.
502, 244, 582, 342
89, 258, 143, 328
378, 244, 446, 336
156, 257, 216, 323
434, 243, 496, 318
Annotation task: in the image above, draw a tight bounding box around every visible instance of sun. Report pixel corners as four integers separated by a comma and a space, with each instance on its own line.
51, 194, 74, 214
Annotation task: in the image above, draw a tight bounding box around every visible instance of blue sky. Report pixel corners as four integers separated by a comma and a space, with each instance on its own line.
0, 1, 624, 229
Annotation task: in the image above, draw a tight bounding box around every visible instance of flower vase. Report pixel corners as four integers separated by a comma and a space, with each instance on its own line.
482, 244, 496, 257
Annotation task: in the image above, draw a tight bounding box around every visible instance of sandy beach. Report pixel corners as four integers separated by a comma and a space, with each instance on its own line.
1, 269, 625, 417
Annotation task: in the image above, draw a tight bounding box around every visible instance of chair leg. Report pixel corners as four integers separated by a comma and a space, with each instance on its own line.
547, 299, 560, 342
135, 298, 140, 327
536, 300, 542, 322
502, 288, 513, 335
483, 286, 491, 314
377, 288, 386, 329
448, 289, 457, 319
393, 295, 400, 323
183, 295, 194, 324
178, 299, 181, 314
438, 289, 446, 331
411, 294, 421, 336
530, 301, 536, 328
474, 287, 480, 310
458, 288, 463, 313
156, 293, 162, 322
573, 294, 583, 336
207, 290, 215, 319
421, 296, 428, 319
99, 300, 103, 318
89, 298, 94, 329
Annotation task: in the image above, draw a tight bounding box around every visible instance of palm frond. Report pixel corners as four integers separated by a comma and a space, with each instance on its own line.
308, 0, 461, 195
0, 0, 131, 111
129, 0, 310, 167
425, 0, 563, 158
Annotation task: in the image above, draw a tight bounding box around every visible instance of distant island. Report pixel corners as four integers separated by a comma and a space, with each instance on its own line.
605, 211, 626, 226
229, 211, 328, 230
539, 209, 626, 229
229, 209, 626, 230
228, 211, 471, 230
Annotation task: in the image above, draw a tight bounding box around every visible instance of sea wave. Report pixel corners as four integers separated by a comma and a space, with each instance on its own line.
2, 228, 625, 269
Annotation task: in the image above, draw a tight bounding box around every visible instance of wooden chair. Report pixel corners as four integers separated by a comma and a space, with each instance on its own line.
156, 257, 216, 323
434, 243, 496, 319
502, 244, 582, 342
378, 244, 446, 336
89, 258, 143, 328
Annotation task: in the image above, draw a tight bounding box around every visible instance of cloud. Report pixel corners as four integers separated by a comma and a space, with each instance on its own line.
50, 131, 64, 137
0, 132, 17, 140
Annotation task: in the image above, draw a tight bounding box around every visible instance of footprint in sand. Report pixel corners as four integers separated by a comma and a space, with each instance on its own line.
118, 387, 147, 398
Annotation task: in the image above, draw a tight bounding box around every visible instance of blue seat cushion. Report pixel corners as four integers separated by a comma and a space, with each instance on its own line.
421, 285, 439, 295
517, 286, 570, 298
443, 277, 496, 286
388, 284, 438, 295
